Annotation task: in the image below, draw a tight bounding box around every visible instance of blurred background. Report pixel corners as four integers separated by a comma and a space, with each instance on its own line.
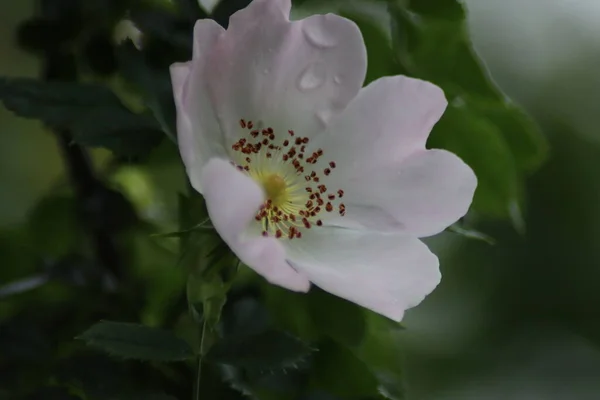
2, 0, 600, 399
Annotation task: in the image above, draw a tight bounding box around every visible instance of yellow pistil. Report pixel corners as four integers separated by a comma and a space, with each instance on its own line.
262, 174, 288, 206
231, 118, 346, 239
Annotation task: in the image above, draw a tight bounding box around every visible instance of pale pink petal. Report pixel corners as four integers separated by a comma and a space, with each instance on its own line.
200, 158, 310, 292
192, 18, 224, 61
312, 75, 448, 179
286, 227, 441, 322
205, 0, 367, 146
171, 19, 227, 193
308, 75, 475, 236
325, 149, 477, 237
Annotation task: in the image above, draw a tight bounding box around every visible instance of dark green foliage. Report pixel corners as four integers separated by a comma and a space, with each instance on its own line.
0, 0, 559, 399
78, 321, 195, 361
0, 78, 164, 156
208, 330, 314, 369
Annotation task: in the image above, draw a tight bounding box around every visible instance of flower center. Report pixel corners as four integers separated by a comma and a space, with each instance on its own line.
262, 174, 287, 205
230, 118, 346, 240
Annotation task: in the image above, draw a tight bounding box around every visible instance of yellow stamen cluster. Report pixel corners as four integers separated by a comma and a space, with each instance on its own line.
230, 119, 346, 239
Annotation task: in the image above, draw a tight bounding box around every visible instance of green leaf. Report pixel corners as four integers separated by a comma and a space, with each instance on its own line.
390, 3, 499, 99
351, 313, 407, 400
0, 77, 163, 156
27, 195, 83, 257
263, 285, 319, 341
310, 340, 379, 398
78, 321, 194, 362
129, 394, 179, 400
388, 0, 549, 219
342, 11, 402, 84
408, 0, 465, 20
208, 330, 314, 370
23, 387, 81, 400
464, 96, 549, 174
116, 41, 178, 141
429, 105, 521, 218
308, 288, 366, 347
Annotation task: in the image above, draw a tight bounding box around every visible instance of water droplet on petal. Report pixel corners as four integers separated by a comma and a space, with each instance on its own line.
298, 62, 327, 91
303, 21, 338, 49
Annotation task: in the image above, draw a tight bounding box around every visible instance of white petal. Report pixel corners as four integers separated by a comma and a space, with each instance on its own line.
312, 75, 448, 179
171, 19, 227, 193
200, 158, 310, 292
327, 149, 477, 237
205, 0, 367, 146
286, 227, 441, 322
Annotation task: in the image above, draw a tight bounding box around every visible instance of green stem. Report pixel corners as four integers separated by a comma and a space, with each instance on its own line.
194, 319, 208, 400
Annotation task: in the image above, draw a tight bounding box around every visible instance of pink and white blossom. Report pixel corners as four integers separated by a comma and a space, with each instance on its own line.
170, 0, 477, 321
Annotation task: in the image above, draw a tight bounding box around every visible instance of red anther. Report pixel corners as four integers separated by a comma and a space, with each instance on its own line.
324, 168, 331, 176
262, 231, 268, 237
329, 161, 336, 168
247, 121, 254, 129
326, 203, 333, 212
240, 119, 247, 128
283, 140, 289, 146
337, 189, 344, 198
328, 194, 335, 200
303, 137, 309, 144
316, 220, 323, 226
275, 230, 283, 238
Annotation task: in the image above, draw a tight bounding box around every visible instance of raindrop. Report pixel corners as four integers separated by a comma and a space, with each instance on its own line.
303, 22, 338, 49
297, 62, 327, 91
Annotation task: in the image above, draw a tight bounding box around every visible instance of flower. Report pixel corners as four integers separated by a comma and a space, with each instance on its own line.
170, 0, 477, 321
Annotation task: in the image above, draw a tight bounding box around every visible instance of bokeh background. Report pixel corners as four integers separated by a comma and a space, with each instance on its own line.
2, 0, 600, 399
